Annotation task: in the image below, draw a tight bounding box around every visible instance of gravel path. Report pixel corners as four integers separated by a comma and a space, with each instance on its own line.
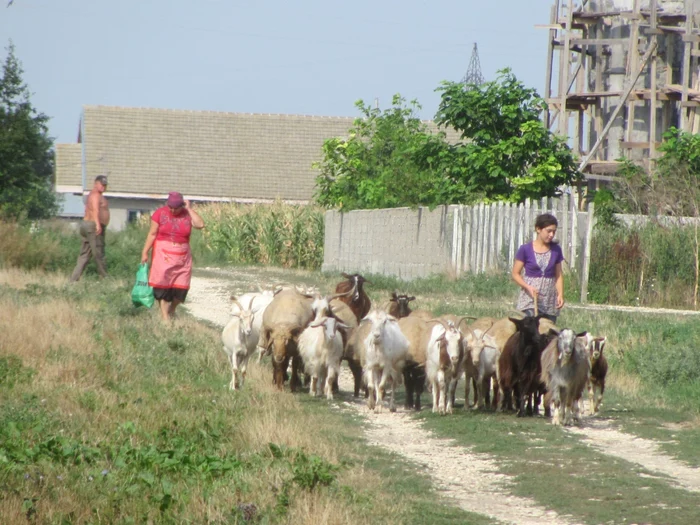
183, 269, 700, 524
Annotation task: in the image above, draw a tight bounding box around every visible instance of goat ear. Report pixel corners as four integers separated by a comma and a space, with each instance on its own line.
508, 317, 523, 327
576, 331, 588, 338
309, 319, 326, 328
548, 327, 560, 336
408, 296, 416, 302
390, 292, 398, 301
341, 272, 351, 279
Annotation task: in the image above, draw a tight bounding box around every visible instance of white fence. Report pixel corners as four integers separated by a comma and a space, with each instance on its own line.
450, 195, 590, 276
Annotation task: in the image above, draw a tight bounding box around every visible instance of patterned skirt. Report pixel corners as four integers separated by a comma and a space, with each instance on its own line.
515, 275, 559, 317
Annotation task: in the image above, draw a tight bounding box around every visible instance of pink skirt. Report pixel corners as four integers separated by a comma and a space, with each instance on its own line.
148, 241, 192, 290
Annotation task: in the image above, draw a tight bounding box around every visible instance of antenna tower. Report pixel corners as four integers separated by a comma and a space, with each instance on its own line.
462, 43, 484, 86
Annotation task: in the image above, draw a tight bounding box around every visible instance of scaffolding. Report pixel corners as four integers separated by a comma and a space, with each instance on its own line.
543, 0, 700, 183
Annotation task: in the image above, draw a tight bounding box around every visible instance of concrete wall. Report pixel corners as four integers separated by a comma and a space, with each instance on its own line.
322, 206, 455, 280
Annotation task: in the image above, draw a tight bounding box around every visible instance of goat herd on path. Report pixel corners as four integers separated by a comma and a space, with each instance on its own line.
221, 273, 609, 426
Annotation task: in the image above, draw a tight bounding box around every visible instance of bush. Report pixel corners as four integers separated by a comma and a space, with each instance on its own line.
589, 221, 698, 308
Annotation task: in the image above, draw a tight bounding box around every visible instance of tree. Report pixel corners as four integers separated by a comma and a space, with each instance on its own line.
435, 69, 581, 202
314, 96, 458, 210
0, 41, 57, 220
314, 70, 581, 211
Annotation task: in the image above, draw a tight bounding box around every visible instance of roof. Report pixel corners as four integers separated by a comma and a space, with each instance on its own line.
81, 105, 358, 202
62, 105, 462, 202
54, 143, 82, 189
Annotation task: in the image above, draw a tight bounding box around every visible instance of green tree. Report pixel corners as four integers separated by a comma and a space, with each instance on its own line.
314, 70, 581, 210
435, 69, 581, 202
314, 95, 457, 210
0, 41, 57, 219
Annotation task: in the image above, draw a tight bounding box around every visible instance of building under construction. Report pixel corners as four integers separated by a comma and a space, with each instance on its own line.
544, 0, 700, 183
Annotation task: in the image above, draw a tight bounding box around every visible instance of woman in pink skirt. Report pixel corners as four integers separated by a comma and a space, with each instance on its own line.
141, 192, 205, 321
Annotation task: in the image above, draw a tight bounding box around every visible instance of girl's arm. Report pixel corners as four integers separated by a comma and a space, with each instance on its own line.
555, 262, 565, 309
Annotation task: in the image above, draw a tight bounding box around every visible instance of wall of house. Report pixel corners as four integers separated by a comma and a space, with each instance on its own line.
106, 198, 162, 231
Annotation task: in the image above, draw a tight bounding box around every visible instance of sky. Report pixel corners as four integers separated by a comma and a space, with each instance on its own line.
1, 0, 553, 145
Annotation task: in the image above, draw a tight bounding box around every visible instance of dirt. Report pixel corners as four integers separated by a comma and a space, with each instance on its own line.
184, 269, 700, 524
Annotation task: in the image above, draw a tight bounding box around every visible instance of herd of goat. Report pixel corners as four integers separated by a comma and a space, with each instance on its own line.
221, 273, 608, 426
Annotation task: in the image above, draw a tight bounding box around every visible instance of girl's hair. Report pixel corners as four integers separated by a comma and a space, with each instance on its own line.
535, 213, 558, 230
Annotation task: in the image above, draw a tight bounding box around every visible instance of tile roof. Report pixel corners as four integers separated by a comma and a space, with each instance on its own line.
81, 106, 356, 201
54, 143, 82, 187
78, 105, 463, 201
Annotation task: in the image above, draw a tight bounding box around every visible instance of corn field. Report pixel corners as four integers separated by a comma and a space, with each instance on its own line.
196, 202, 325, 270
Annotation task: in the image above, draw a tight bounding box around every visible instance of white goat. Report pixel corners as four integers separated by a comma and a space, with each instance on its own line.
221, 293, 271, 390
426, 320, 465, 415
298, 314, 347, 400
223, 290, 273, 363
354, 309, 409, 412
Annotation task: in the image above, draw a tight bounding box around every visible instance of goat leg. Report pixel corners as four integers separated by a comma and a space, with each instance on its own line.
403, 366, 415, 410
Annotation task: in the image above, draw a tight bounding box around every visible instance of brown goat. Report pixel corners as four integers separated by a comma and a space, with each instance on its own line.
387, 292, 416, 319
260, 289, 314, 391
334, 273, 371, 322
586, 336, 608, 415
397, 314, 433, 410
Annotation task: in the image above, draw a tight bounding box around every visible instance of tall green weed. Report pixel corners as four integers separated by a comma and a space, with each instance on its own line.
198, 202, 324, 269
589, 221, 698, 308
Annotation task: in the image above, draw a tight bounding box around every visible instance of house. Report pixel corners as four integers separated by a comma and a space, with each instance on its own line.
54, 105, 459, 230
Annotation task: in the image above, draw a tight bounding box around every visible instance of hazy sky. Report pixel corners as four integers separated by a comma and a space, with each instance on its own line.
1, 0, 552, 145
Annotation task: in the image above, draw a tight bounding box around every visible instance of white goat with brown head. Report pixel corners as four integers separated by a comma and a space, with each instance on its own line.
426, 319, 466, 415
463, 322, 500, 411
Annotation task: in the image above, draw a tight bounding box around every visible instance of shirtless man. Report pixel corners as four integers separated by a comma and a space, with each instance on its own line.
69, 175, 110, 281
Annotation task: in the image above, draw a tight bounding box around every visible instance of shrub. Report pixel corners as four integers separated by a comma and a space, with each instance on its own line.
589, 221, 698, 307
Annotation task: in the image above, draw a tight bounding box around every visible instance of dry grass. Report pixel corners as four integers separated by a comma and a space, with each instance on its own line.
0, 267, 68, 289
608, 368, 644, 398
0, 296, 98, 387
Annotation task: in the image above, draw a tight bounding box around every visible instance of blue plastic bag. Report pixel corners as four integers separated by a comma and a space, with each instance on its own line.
131, 263, 154, 308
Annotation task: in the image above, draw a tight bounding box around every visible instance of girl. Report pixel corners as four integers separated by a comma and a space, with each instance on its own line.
511, 213, 565, 323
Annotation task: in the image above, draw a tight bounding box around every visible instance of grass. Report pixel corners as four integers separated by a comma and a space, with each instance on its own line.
0, 269, 488, 524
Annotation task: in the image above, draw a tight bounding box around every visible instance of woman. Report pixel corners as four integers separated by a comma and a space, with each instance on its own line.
511, 213, 565, 323
141, 192, 205, 321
